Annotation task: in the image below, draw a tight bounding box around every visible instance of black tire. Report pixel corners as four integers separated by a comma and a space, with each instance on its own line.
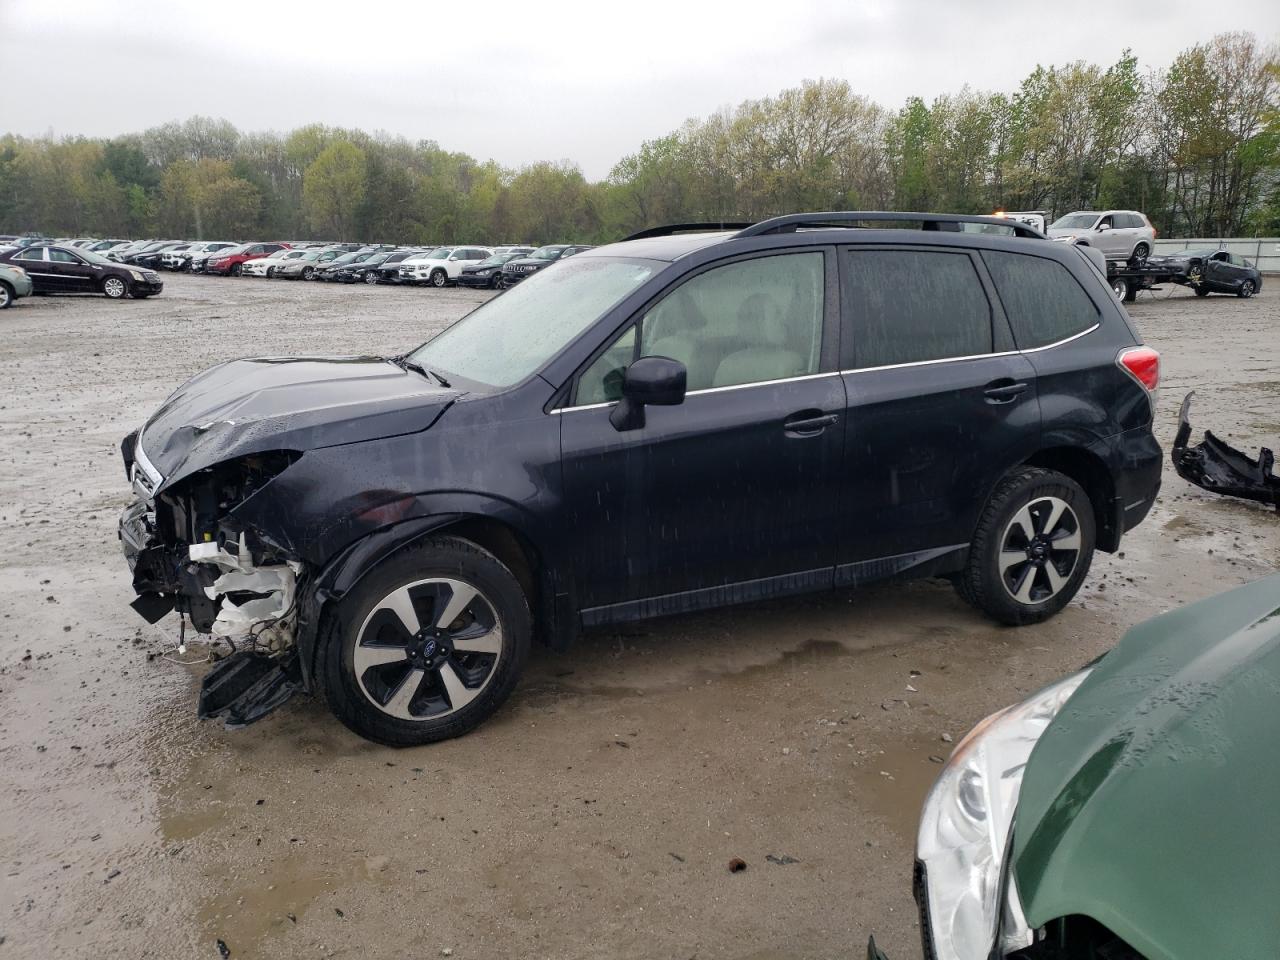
318, 535, 532, 746
1238, 279, 1256, 299
489, 273, 503, 289
430, 269, 447, 288
1131, 242, 1150, 262
267, 266, 276, 279
0, 280, 12, 309
230, 263, 242, 277
1110, 277, 1129, 301
102, 275, 129, 299
956, 467, 1095, 626
1195, 285, 1210, 297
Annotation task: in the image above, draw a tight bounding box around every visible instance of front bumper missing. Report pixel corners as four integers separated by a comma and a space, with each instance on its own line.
1172, 391, 1279, 509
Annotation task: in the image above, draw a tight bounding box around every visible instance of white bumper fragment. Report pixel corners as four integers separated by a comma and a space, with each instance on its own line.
188, 536, 301, 649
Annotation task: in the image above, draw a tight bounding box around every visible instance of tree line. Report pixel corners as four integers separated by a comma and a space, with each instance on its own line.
1, 32, 1275, 244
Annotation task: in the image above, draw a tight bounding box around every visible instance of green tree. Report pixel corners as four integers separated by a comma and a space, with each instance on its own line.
303, 140, 367, 239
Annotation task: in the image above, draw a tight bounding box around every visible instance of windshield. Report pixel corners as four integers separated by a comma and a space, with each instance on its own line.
1050, 213, 1098, 230
478, 254, 515, 267
213, 245, 246, 257
530, 245, 566, 260
409, 257, 655, 388
423, 247, 451, 260
77, 248, 118, 266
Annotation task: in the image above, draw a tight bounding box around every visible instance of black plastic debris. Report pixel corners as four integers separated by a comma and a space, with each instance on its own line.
130, 592, 175, 624
1172, 392, 1280, 509
197, 650, 301, 728
765, 854, 800, 865
216, 939, 231, 959
866, 935, 890, 960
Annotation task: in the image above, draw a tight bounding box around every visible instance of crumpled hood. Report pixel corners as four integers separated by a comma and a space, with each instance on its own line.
1012, 575, 1280, 959
140, 356, 459, 489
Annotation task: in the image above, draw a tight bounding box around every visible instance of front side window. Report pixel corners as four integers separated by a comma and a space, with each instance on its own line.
410, 257, 655, 389
576, 325, 637, 405
629, 251, 824, 393
982, 250, 1099, 350
843, 249, 992, 367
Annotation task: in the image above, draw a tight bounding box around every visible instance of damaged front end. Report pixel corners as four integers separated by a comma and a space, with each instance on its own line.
119, 432, 308, 725
1172, 392, 1280, 509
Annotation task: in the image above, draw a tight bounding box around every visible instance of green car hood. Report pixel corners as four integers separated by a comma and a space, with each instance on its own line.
1012, 574, 1280, 959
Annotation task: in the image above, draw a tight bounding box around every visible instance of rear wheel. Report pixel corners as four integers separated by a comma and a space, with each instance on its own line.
1110, 277, 1129, 301
956, 467, 1095, 625
430, 269, 447, 288
1131, 242, 1150, 262
0, 281, 12, 309
102, 276, 128, 299
1238, 279, 1256, 299
318, 536, 531, 746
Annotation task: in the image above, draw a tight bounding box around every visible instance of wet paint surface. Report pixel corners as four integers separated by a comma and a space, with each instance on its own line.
0, 276, 1276, 958
1015, 574, 1280, 959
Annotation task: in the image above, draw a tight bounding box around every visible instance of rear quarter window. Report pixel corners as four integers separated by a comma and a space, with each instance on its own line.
843, 249, 992, 367
981, 250, 1100, 350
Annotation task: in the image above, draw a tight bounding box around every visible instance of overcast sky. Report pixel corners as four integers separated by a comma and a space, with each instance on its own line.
2, 0, 1277, 179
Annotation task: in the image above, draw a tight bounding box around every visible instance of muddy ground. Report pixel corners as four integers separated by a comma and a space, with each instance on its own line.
1, 274, 1277, 960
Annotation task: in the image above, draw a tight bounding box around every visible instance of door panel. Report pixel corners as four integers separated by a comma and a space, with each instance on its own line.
838, 353, 1040, 566
560, 375, 845, 608
559, 247, 843, 612
835, 245, 1042, 571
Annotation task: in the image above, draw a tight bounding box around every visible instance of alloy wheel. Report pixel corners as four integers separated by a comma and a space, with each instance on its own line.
353, 578, 502, 721
364, 272, 379, 284
431, 270, 447, 288
1241, 280, 1255, 298
103, 277, 127, 299
0, 284, 10, 308
998, 496, 1081, 605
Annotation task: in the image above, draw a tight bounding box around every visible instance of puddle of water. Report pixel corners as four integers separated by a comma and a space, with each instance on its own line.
197, 859, 356, 956
853, 738, 946, 841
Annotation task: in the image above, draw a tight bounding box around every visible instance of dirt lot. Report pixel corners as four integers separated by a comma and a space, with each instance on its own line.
1, 274, 1277, 960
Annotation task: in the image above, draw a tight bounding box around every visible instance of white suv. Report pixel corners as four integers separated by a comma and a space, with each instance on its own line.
1047, 210, 1156, 261
398, 246, 493, 287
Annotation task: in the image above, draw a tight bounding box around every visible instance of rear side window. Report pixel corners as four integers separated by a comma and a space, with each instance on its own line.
843, 249, 992, 367
982, 251, 1099, 350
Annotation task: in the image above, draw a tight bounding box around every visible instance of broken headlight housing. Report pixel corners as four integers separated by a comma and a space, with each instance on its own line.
916, 669, 1093, 959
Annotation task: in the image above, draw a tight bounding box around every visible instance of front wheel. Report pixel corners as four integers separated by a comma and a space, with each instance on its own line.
302, 266, 315, 280
230, 263, 242, 277
102, 276, 129, 299
1238, 279, 1256, 299
0, 281, 12, 309
1110, 277, 1129, 301
955, 467, 1095, 625
430, 269, 447, 288
318, 536, 532, 746
364, 272, 379, 284
1195, 285, 1210, 297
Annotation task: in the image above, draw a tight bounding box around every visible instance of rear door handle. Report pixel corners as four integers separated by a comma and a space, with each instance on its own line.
983, 381, 1028, 404
784, 412, 839, 436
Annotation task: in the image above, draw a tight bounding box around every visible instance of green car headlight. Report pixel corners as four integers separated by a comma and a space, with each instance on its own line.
917, 668, 1092, 959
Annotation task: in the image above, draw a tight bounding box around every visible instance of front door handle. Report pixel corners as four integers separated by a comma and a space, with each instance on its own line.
784, 412, 839, 436
983, 381, 1028, 404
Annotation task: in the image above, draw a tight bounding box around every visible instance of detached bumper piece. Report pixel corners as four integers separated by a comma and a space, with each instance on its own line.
198, 650, 302, 728
1172, 391, 1280, 509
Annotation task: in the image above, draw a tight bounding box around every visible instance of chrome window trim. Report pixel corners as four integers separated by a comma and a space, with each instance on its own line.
550, 324, 1098, 414
553, 370, 839, 414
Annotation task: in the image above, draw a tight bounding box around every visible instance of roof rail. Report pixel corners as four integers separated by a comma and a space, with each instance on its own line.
622, 221, 754, 242
734, 211, 1045, 240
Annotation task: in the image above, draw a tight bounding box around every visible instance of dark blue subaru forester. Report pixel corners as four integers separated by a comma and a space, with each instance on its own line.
119, 213, 1161, 745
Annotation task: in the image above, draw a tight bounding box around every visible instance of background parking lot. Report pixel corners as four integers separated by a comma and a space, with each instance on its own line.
2, 276, 1277, 959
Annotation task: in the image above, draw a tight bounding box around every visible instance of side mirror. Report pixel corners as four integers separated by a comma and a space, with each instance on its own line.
609, 356, 686, 432
1096, 223, 1110, 232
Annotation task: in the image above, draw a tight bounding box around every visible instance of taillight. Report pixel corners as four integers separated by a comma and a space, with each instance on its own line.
1118, 345, 1159, 392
